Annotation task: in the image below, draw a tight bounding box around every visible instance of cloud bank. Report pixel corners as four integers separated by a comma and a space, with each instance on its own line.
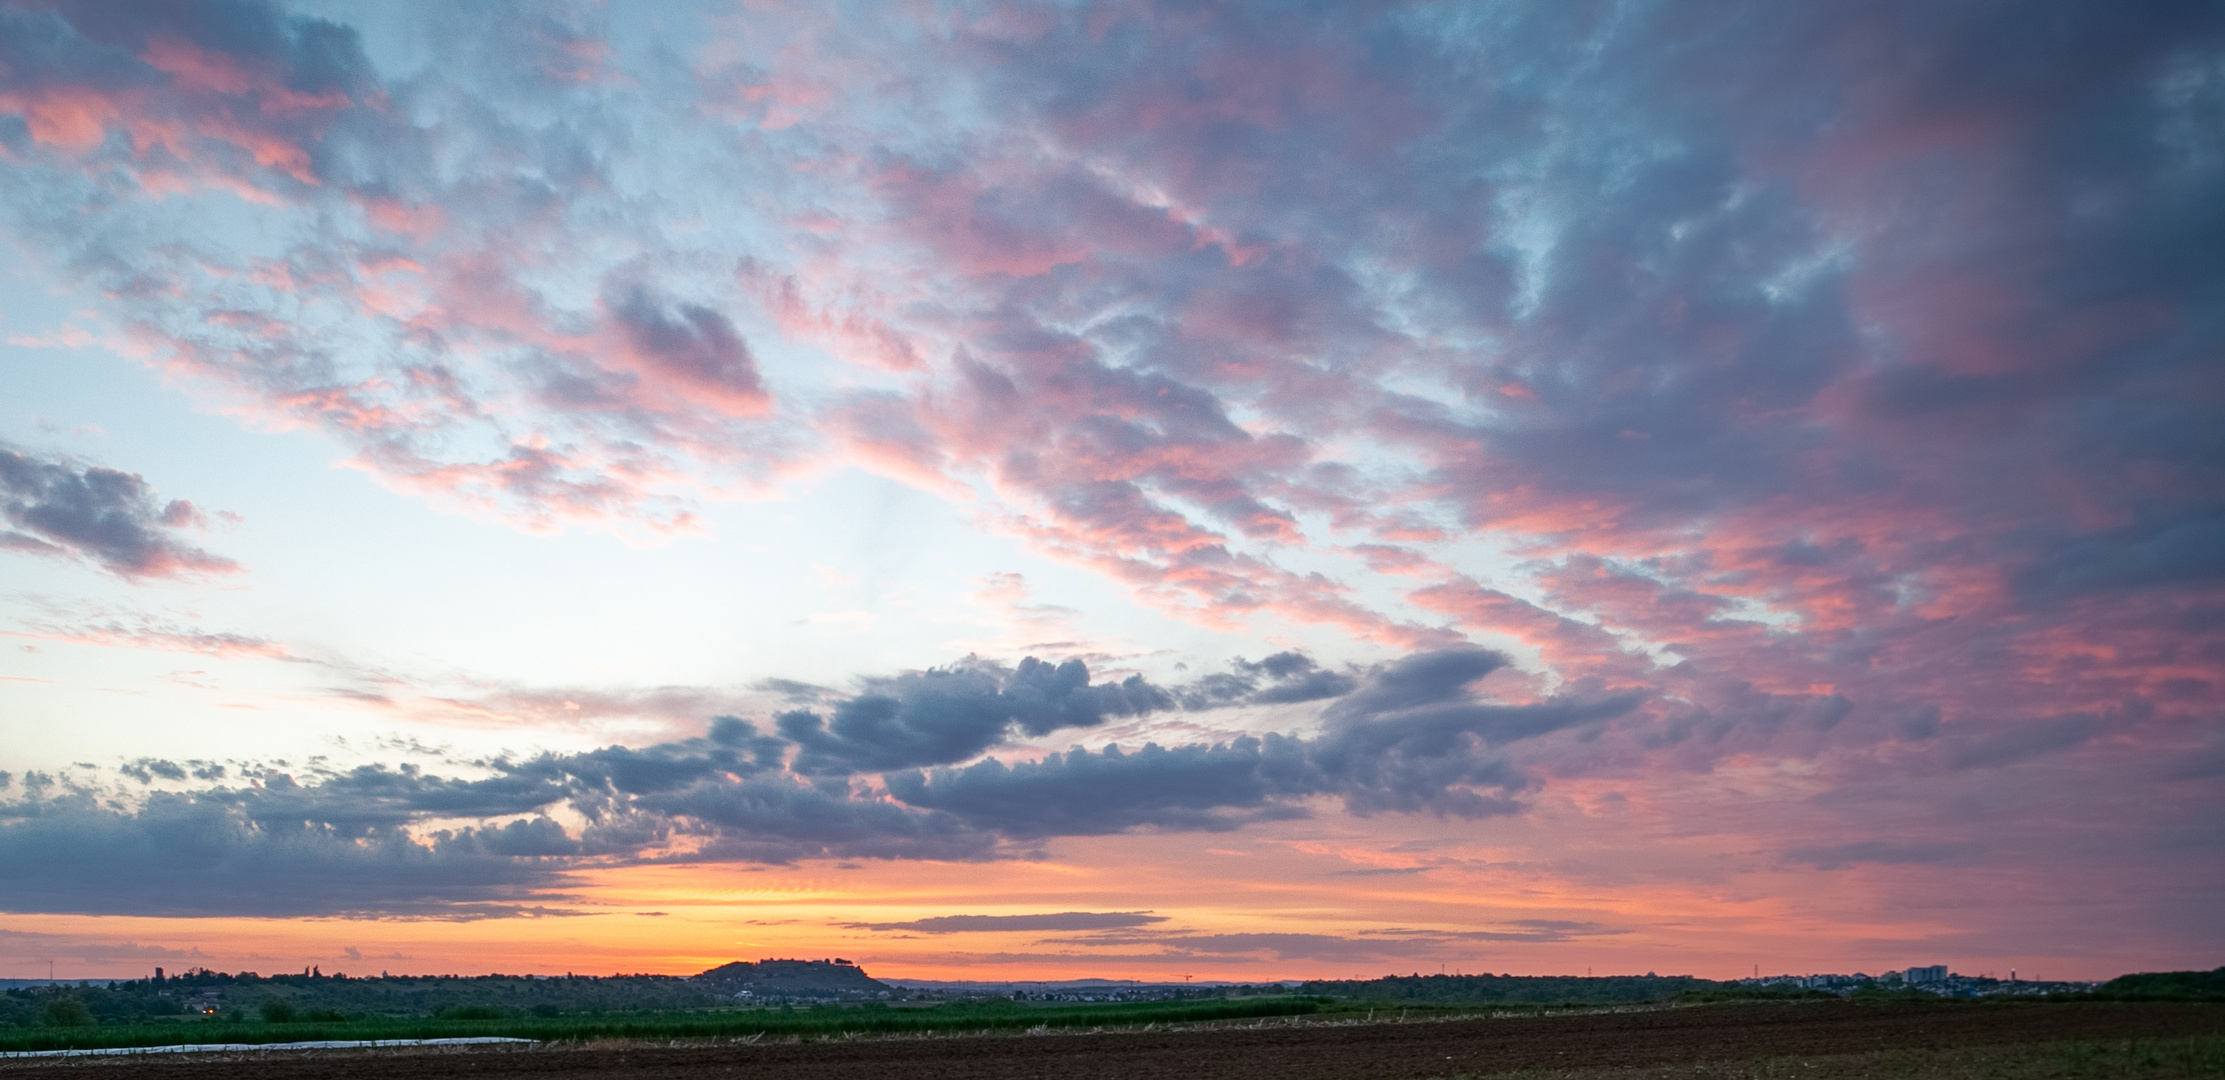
0, 649, 1640, 917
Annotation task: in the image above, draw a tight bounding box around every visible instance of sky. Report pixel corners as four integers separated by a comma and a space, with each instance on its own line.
0, 0, 2220, 985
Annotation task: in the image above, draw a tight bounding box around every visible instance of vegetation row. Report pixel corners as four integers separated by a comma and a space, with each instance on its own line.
0, 995, 1324, 1053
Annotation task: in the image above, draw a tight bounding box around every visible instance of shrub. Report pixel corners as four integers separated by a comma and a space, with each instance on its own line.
42, 999, 94, 1027
2097, 967, 2225, 1001
259, 998, 297, 1023
436, 1005, 506, 1020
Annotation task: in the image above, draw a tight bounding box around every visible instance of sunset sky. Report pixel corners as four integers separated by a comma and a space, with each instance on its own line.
1, 0, 2220, 985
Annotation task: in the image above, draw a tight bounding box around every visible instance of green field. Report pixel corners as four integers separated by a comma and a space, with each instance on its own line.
0, 995, 1327, 1053
12, 969, 2219, 1057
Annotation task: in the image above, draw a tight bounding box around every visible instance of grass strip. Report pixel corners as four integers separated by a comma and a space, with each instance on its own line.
0, 996, 1322, 1053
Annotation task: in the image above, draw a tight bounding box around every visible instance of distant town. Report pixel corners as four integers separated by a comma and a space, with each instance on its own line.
1735, 965, 2097, 998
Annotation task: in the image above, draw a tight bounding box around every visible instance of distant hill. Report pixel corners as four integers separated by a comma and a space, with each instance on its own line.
2096, 967, 2225, 1001
695, 959, 891, 999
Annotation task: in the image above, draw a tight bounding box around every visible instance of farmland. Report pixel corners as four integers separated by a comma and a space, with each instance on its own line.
0, 1000, 2220, 1079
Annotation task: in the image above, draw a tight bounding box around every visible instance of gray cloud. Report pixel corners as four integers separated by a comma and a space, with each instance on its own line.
0, 928, 215, 965
846, 912, 1167, 933
0, 444, 236, 579
1421, 920, 1632, 943
2012, 508, 2225, 602
1104, 933, 1395, 963
119, 758, 188, 784
631, 774, 1000, 865
891, 648, 1643, 832
1310, 649, 1640, 817
0, 781, 576, 919
779, 657, 1175, 776
607, 285, 769, 410
1945, 713, 2106, 771
1174, 652, 1358, 710
886, 737, 1317, 837
1782, 840, 1985, 870
1033, 921, 1629, 963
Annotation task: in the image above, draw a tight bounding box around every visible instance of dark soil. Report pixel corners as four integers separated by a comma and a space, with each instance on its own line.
6, 1001, 2221, 1080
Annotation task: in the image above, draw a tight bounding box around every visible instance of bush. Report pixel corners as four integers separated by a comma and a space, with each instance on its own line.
42, 1000, 94, 1027
2096, 968, 2225, 1001
258, 998, 297, 1023
1847, 985, 1942, 1002
1678, 986, 1836, 1002
435, 1005, 505, 1020
302, 1009, 349, 1022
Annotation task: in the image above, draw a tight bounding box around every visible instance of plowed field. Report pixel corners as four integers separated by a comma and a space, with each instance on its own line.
5, 1001, 2220, 1079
